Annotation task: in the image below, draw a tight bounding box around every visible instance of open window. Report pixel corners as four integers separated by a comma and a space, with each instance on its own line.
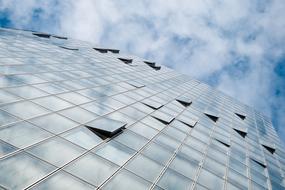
126, 81, 145, 88
118, 58, 133, 64
85, 117, 127, 139
176, 115, 198, 128
235, 113, 246, 120
175, 96, 192, 107
144, 61, 161, 71
59, 46, 79, 51
204, 110, 219, 122
233, 126, 247, 138
141, 99, 163, 110
151, 110, 175, 125
33, 32, 51, 38
260, 140, 276, 154
94, 48, 119, 54
52, 35, 68, 40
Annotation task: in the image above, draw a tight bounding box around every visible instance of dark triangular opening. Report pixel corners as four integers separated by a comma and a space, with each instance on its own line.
215, 139, 230, 147
52, 35, 68, 40
178, 119, 196, 128
143, 61, 161, 71
144, 61, 155, 66
87, 126, 124, 140
108, 49, 120, 54
59, 46, 79, 51
176, 99, 191, 107
118, 58, 133, 64
205, 113, 219, 122
262, 144, 275, 154
85, 118, 126, 140
251, 159, 266, 168
94, 48, 108, 53
234, 129, 247, 138
235, 113, 246, 120
33, 33, 51, 38
152, 116, 174, 125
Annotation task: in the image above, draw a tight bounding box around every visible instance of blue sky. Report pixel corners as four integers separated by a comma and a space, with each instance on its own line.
0, 0, 285, 143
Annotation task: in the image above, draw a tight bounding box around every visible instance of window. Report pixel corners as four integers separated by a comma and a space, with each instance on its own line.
141, 98, 163, 110
52, 35, 68, 40
59, 46, 79, 51
27, 137, 84, 167
118, 58, 133, 64
233, 127, 247, 138
29, 113, 78, 134
0, 122, 52, 148
102, 169, 151, 190
176, 115, 198, 128
0, 110, 19, 127
175, 96, 192, 107
143, 61, 161, 71
85, 117, 126, 139
204, 110, 219, 122
126, 81, 145, 88
157, 168, 193, 190
142, 142, 173, 165
0, 140, 18, 158
65, 153, 119, 186
126, 154, 164, 182
94, 47, 119, 54
0, 152, 55, 189
31, 171, 94, 190
61, 126, 103, 150
260, 140, 276, 154
33, 32, 51, 38
94, 141, 135, 166
151, 110, 175, 124
235, 112, 246, 120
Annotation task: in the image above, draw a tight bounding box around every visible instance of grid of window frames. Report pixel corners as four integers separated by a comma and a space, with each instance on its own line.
0, 27, 284, 190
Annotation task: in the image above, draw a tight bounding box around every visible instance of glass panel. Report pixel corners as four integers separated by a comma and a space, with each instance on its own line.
65, 153, 119, 186
151, 110, 174, 124
57, 92, 92, 105
31, 171, 95, 190
61, 126, 103, 149
0, 122, 52, 148
1, 101, 49, 119
80, 101, 114, 116
85, 117, 126, 137
0, 90, 21, 104
28, 137, 85, 167
32, 96, 73, 111
154, 134, 180, 151
114, 131, 148, 151
197, 168, 224, 190
94, 141, 135, 166
0, 140, 18, 157
0, 109, 19, 127
126, 154, 164, 182
202, 158, 226, 177
141, 116, 166, 131
29, 113, 78, 134
102, 169, 151, 190
6, 86, 48, 99
157, 168, 193, 190
142, 142, 173, 165
59, 107, 98, 124
0, 152, 55, 190
162, 126, 187, 141
129, 122, 159, 139
169, 154, 199, 180
179, 145, 204, 163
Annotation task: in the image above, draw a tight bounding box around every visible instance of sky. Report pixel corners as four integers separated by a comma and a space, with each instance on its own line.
0, 0, 285, 143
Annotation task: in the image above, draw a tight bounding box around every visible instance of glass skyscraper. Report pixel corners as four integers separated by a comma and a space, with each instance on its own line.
0, 27, 284, 190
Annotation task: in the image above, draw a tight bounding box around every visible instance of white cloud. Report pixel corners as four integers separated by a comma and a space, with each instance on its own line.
1, 0, 285, 141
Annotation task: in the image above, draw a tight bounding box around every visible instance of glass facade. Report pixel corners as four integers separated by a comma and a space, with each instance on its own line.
0, 27, 284, 190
